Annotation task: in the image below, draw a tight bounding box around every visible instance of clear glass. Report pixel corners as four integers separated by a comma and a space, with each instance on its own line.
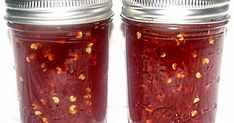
8, 19, 111, 123
124, 20, 227, 123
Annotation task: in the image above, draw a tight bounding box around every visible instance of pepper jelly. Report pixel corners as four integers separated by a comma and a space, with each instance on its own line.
122, 0, 230, 123
5, 0, 113, 123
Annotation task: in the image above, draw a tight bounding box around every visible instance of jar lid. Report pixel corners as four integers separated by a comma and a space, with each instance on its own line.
5, 0, 113, 25
121, 0, 230, 24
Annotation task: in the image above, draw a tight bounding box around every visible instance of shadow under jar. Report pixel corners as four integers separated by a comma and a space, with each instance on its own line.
121, 0, 230, 123
5, 0, 113, 123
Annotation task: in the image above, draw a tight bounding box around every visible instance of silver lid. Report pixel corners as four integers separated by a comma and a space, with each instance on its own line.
121, 0, 230, 24
5, 0, 113, 25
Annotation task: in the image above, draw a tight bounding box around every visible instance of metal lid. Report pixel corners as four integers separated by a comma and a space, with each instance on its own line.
5, 0, 113, 25
121, 0, 230, 24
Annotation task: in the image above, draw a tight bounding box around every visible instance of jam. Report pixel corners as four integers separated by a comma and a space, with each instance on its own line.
125, 20, 227, 123
9, 20, 111, 123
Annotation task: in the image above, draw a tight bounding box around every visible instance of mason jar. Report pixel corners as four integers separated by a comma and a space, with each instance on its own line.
5, 0, 113, 123
121, 0, 230, 123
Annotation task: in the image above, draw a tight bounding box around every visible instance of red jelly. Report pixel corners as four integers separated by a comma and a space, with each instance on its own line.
9, 20, 111, 123
122, 0, 230, 122
5, 0, 113, 123
125, 21, 227, 123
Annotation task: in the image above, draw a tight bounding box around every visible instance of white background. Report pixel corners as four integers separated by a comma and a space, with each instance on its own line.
0, 1, 233, 123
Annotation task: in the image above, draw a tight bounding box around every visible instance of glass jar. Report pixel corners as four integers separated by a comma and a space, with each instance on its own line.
121, 0, 230, 123
5, 0, 113, 123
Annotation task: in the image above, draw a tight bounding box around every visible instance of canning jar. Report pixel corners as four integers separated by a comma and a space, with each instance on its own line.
122, 0, 230, 123
5, 0, 113, 123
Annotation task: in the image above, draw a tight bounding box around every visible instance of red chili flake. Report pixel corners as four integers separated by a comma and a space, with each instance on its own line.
146, 119, 153, 123
40, 99, 47, 105
145, 105, 154, 113
85, 87, 92, 93
209, 39, 215, 45
19, 76, 24, 82
155, 94, 165, 102
56, 67, 62, 74
31, 103, 40, 110
192, 51, 198, 58
83, 94, 92, 100
42, 117, 48, 123
85, 100, 92, 106
176, 72, 186, 79
44, 51, 54, 61
86, 31, 91, 37
69, 54, 79, 61
26, 53, 36, 62
59, 40, 65, 44
40, 63, 46, 69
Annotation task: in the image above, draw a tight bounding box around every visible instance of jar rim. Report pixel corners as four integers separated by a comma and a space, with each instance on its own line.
121, 0, 230, 24
5, 0, 113, 25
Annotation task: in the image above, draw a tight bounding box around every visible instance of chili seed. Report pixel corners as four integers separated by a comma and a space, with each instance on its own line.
191, 110, 198, 117
167, 78, 173, 84
52, 96, 60, 104
136, 32, 142, 39
76, 31, 83, 39
69, 96, 77, 102
35, 110, 42, 116
160, 52, 167, 58
172, 63, 178, 70
79, 74, 86, 80
196, 72, 202, 79
202, 58, 210, 65
30, 43, 41, 50
69, 105, 77, 115
209, 39, 215, 45
193, 97, 200, 104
